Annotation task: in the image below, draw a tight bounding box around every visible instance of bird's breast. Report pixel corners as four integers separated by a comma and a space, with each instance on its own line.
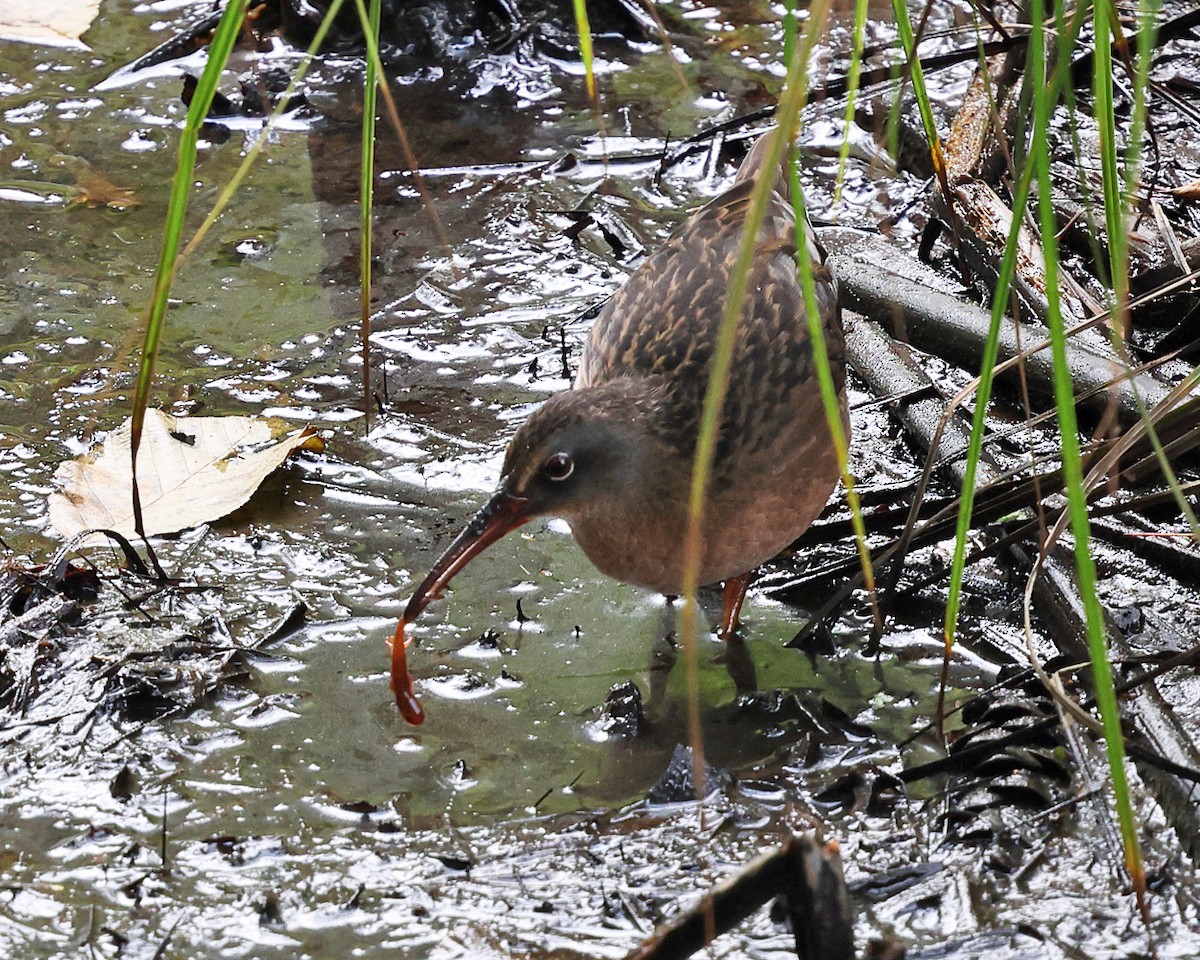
565, 415, 843, 595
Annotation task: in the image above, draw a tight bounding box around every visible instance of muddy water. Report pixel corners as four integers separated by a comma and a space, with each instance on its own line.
1, 3, 1197, 958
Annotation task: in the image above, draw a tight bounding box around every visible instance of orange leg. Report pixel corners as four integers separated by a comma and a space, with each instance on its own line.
719, 571, 752, 640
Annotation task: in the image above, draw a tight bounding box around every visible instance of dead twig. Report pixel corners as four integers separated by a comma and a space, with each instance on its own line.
622, 833, 854, 960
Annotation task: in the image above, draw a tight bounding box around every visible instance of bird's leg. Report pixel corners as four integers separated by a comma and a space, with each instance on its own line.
718, 574, 756, 694
718, 572, 752, 640
647, 595, 679, 711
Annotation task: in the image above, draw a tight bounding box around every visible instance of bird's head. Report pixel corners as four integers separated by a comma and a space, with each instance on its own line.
401, 379, 666, 623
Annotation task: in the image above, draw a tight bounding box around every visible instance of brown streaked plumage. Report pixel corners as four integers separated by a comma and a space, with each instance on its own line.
392, 131, 846, 720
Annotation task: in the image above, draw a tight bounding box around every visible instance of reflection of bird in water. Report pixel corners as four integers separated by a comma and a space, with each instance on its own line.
393, 130, 847, 722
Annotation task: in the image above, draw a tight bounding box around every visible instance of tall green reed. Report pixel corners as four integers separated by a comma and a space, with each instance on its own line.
131, 0, 350, 548
905, 0, 1151, 903
1031, 0, 1145, 905
131, 0, 248, 564
572, 0, 597, 104
675, 0, 838, 799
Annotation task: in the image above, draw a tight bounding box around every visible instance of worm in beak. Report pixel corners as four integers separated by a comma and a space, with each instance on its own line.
390, 488, 532, 724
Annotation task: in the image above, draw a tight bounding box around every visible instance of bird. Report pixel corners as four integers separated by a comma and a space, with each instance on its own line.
390, 129, 847, 723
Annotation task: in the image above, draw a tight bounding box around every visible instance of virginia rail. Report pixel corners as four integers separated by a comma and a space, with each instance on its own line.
391, 130, 847, 722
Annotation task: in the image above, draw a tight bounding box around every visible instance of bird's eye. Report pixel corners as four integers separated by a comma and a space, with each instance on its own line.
543, 452, 574, 482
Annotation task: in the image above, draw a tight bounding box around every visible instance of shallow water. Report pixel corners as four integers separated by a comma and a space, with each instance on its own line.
2, 3, 1199, 958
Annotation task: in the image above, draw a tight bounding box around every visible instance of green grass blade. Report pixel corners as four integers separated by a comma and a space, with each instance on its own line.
941, 181, 1033, 654
572, 0, 597, 104
1093, 0, 1128, 322
783, 0, 796, 66
1093, 0, 1196, 538
350, 0, 450, 254
1125, 2, 1160, 186
790, 163, 875, 608
130, 0, 352, 553
130, 0, 248, 547
178, 0, 348, 264
889, 0, 947, 188
1032, 0, 1145, 899
783, 0, 865, 563
360, 0, 383, 432
782, 0, 876, 607
943, 6, 1088, 654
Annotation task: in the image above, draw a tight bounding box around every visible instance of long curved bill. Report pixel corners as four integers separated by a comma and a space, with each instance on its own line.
403, 487, 533, 623
390, 488, 531, 725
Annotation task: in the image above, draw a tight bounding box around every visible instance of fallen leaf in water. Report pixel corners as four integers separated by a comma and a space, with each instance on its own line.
1, 0, 101, 48
70, 167, 139, 210
49, 410, 320, 542
50, 155, 139, 210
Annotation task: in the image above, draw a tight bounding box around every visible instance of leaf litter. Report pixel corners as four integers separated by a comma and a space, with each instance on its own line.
48, 409, 322, 543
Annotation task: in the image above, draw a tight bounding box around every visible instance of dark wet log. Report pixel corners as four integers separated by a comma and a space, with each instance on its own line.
845, 314, 1091, 650
933, 8, 1060, 330
1136, 237, 1200, 298
844, 314, 1200, 860
622, 833, 854, 960
927, 4, 1200, 342
1012, 541, 1200, 862
819, 231, 1171, 427
1069, 5, 1200, 87
1091, 515, 1200, 587
844, 317, 1009, 480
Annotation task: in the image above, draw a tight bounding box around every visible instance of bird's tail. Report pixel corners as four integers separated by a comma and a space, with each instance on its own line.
733, 129, 828, 266
733, 128, 793, 204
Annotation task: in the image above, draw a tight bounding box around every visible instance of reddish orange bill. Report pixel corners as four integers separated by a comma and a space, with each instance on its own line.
389, 619, 425, 725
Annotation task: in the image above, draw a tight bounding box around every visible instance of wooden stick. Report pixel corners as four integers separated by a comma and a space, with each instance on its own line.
622, 833, 854, 960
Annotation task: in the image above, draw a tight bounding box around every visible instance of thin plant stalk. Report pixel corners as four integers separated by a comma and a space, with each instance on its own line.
889, 0, 949, 191
177, 0, 348, 265
941, 168, 1035, 656
351, 0, 451, 255
675, 0, 836, 805
942, 5, 1090, 667
572, 0, 610, 160
360, 0, 383, 431
832, 0, 869, 211
785, 0, 874, 605
1124, 1, 1159, 187
634, 0, 690, 94
1089, 0, 1197, 538
790, 168, 875, 618
131, 0, 350, 550
1092, 0, 1129, 334
1056, 0, 1196, 541
782, 0, 796, 66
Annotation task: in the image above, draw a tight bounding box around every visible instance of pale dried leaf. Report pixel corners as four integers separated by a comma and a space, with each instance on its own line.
49, 410, 317, 541
1, 0, 100, 48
